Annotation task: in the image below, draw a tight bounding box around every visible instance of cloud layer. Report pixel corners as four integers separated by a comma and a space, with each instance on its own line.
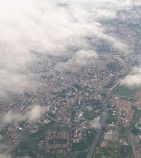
0, 0, 140, 97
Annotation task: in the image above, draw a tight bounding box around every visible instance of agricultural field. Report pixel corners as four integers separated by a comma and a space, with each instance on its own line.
113, 86, 138, 98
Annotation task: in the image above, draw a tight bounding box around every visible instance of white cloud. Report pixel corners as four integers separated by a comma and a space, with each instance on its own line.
120, 67, 141, 87
55, 49, 98, 71
90, 116, 101, 129
2, 105, 47, 125
121, 74, 141, 87
74, 50, 98, 65
27, 105, 45, 122
2, 111, 24, 124
0, 0, 139, 97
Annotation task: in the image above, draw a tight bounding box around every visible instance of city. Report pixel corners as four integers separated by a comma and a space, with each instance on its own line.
0, 1, 141, 158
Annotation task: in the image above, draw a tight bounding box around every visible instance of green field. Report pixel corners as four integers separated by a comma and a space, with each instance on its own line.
113, 86, 137, 98
83, 111, 95, 120
118, 124, 128, 141
57, 152, 64, 158
130, 106, 141, 129
76, 152, 87, 158
106, 110, 116, 124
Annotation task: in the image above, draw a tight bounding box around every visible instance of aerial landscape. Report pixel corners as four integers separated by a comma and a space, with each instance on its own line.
1, 0, 141, 158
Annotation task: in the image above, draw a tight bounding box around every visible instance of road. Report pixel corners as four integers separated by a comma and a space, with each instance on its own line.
46, 114, 79, 126
129, 132, 140, 158
87, 129, 101, 158
86, 92, 112, 158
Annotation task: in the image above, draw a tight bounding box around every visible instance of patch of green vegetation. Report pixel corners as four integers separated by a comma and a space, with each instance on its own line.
99, 91, 107, 98
93, 100, 102, 106
76, 152, 87, 158
113, 86, 137, 98
72, 141, 87, 152
71, 110, 76, 123
60, 125, 69, 132
72, 129, 96, 152
86, 129, 96, 148
118, 97, 137, 103
85, 99, 102, 107
73, 83, 82, 90
130, 106, 141, 129
120, 145, 133, 158
106, 63, 122, 72
83, 111, 95, 120
106, 110, 116, 124
131, 128, 139, 135
48, 112, 56, 118
97, 142, 120, 158
118, 124, 128, 142
107, 142, 119, 149
14, 138, 37, 158
13, 121, 55, 158
44, 152, 56, 158
57, 152, 64, 158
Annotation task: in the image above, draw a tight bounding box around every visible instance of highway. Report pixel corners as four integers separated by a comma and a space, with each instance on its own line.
86, 92, 112, 158
46, 114, 80, 126
87, 129, 101, 158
